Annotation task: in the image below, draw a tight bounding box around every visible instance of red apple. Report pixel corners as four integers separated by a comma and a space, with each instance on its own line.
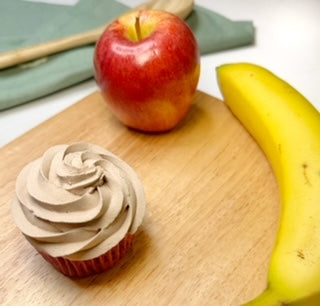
94, 9, 200, 132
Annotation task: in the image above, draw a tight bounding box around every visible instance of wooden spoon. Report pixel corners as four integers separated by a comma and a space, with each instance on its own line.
0, 0, 194, 70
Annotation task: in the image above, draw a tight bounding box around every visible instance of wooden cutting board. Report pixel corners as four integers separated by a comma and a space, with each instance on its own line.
0, 91, 280, 306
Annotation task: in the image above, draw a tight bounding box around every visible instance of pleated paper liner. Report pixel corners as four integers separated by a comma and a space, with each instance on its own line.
40, 234, 135, 278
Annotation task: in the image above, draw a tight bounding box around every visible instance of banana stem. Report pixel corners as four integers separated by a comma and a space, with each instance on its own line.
244, 289, 283, 306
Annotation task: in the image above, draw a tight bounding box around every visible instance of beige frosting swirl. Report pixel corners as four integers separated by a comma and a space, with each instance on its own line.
12, 143, 146, 260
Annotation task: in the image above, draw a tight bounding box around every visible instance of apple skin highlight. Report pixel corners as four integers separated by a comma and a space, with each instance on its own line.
94, 10, 200, 132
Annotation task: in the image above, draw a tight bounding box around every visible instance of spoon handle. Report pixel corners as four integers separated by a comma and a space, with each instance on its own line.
0, 0, 194, 70
0, 26, 105, 70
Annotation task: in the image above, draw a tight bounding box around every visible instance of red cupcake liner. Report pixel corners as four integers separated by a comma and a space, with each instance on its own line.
39, 234, 135, 278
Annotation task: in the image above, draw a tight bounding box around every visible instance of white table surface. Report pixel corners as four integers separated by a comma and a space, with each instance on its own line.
1, 0, 319, 147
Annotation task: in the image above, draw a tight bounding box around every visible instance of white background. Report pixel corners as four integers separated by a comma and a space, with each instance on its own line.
1, 0, 319, 147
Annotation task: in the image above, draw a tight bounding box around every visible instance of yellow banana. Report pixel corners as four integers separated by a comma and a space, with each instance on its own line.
217, 63, 320, 305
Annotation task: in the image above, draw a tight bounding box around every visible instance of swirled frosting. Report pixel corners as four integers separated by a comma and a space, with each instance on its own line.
12, 143, 146, 260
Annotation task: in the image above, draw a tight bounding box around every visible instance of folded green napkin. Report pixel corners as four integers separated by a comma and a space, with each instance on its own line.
0, 0, 254, 110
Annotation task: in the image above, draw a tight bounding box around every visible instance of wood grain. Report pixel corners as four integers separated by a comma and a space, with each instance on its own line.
0, 91, 280, 306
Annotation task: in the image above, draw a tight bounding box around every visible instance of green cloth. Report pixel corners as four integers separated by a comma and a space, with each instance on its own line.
0, 0, 254, 110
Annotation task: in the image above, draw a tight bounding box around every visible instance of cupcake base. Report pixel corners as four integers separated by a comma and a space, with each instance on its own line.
39, 234, 135, 278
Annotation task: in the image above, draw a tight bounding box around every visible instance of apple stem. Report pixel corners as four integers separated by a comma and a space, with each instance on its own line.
135, 15, 142, 42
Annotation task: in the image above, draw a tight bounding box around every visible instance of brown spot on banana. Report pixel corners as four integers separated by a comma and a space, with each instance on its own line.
302, 163, 312, 186
297, 249, 305, 260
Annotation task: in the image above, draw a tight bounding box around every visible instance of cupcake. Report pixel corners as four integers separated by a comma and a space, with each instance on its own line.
11, 143, 146, 278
